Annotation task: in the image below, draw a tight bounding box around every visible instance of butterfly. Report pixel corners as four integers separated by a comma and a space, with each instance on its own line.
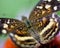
0, 0, 60, 48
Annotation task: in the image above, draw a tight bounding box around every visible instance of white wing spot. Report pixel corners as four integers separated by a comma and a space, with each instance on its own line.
2, 29, 7, 34
9, 33, 14, 37
37, 6, 43, 9
7, 19, 10, 24
3, 23, 8, 28
45, 4, 51, 9
57, 0, 60, 1
50, 18, 54, 22
52, 13, 55, 18
48, 0, 52, 2
53, 6, 57, 11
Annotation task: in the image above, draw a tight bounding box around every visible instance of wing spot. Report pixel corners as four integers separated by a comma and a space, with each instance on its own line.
45, 4, 51, 9
3, 23, 8, 28
57, 0, 60, 1
37, 6, 43, 9
53, 6, 58, 11
52, 13, 55, 18
2, 29, 7, 34
9, 33, 14, 37
7, 19, 10, 24
48, 0, 52, 2
50, 18, 54, 22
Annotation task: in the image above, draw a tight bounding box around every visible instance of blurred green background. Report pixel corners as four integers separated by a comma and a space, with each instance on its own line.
0, 0, 60, 19
0, 0, 39, 18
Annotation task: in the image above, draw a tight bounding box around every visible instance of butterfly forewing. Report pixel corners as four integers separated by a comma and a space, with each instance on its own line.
0, 18, 23, 34
29, 0, 60, 44
29, 0, 60, 23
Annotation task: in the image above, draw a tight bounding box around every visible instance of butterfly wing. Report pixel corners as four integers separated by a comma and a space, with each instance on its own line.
0, 18, 39, 48
30, 13, 59, 44
29, 0, 60, 44
21, 13, 59, 45
9, 20, 39, 48
0, 18, 59, 47
29, 0, 60, 22
0, 18, 23, 35
39, 17, 59, 44
9, 0, 60, 47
